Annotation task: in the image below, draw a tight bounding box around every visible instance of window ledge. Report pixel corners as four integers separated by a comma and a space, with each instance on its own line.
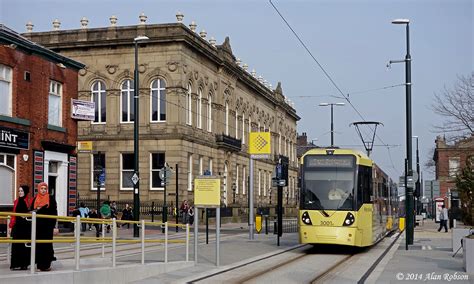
0, 115, 31, 126
47, 124, 66, 132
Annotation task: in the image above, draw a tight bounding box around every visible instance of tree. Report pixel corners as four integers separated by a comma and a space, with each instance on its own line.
432, 73, 474, 140
456, 158, 474, 225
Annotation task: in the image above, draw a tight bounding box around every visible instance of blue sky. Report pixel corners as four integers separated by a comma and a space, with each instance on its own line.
1, 0, 472, 182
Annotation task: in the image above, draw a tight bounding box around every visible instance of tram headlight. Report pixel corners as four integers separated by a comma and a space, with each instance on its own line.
302, 211, 312, 225
342, 212, 355, 226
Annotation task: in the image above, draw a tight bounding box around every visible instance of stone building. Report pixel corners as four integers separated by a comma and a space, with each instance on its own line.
433, 134, 474, 207
25, 15, 300, 215
0, 24, 84, 216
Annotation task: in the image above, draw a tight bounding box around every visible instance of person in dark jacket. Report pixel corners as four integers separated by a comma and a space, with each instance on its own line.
9, 185, 32, 270
121, 204, 132, 229
30, 182, 57, 271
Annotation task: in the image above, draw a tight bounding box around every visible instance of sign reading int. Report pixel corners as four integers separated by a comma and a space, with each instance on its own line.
194, 176, 221, 207
0, 126, 29, 150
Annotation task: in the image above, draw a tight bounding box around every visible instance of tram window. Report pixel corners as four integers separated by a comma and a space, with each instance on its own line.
357, 166, 372, 207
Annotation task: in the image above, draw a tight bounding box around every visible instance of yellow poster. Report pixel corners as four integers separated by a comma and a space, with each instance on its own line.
77, 141, 93, 152
248, 132, 271, 155
194, 177, 221, 207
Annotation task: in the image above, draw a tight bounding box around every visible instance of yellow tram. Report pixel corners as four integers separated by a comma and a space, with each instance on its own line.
299, 148, 398, 247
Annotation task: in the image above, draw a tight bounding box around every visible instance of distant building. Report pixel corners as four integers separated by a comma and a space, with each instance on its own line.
24, 15, 300, 215
433, 134, 474, 207
0, 25, 84, 216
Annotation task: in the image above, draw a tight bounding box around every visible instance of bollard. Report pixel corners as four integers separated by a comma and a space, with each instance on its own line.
112, 218, 117, 267
186, 224, 189, 262
165, 222, 168, 263
274, 220, 277, 235
141, 219, 145, 265
30, 212, 37, 274
75, 215, 81, 271
265, 216, 268, 235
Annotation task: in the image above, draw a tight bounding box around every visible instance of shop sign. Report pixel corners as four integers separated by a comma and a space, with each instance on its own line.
0, 126, 29, 150
71, 99, 95, 121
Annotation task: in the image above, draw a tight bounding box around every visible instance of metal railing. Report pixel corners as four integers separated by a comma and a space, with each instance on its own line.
0, 212, 190, 274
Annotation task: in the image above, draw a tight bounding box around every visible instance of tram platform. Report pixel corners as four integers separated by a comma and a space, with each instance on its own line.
368, 219, 471, 283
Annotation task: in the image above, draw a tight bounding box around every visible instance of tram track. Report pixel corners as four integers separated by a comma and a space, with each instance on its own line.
189, 230, 403, 284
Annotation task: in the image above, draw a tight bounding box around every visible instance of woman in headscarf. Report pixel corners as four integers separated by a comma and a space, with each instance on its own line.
9, 185, 32, 270
30, 182, 57, 271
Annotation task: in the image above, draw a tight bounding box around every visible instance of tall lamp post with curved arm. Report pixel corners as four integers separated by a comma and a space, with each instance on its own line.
389, 18, 413, 248
318, 103, 345, 147
133, 35, 149, 238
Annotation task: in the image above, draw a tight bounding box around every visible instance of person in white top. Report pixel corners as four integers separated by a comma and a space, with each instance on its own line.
438, 205, 449, 232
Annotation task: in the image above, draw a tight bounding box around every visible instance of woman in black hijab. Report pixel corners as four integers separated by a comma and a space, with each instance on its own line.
9, 185, 32, 270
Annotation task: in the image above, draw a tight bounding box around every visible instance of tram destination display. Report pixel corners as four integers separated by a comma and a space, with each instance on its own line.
305, 155, 354, 168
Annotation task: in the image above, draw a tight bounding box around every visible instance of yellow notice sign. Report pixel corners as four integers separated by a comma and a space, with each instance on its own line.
194, 177, 221, 207
248, 132, 271, 155
77, 141, 93, 152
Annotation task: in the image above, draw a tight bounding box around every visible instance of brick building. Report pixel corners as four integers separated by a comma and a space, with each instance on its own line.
433, 134, 474, 207
25, 15, 300, 216
0, 25, 84, 216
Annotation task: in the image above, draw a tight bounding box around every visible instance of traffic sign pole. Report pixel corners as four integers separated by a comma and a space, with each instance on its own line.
249, 158, 254, 240
163, 166, 167, 233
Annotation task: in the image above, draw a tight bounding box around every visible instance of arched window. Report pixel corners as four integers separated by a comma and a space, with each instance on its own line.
242, 113, 245, 144
207, 93, 212, 132
235, 111, 239, 138
121, 79, 134, 122
225, 102, 229, 135
186, 83, 192, 125
150, 78, 166, 122
197, 88, 202, 129
91, 81, 106, 123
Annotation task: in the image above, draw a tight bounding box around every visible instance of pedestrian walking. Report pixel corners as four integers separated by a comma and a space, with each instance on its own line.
180, 200, 190, 224
188, 206, 195, 225
30, 182, 58, 271
110, 201, 118, 219
88, 208, 100, 236
100, 201, 111, 233
9, 185, 32, 270
121, 204, 132, 229
438, 205, 449, 232
78, 203, 90, 232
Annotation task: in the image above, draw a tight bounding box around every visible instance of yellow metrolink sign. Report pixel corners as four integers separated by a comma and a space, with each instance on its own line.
194, 176, 221, 207
248, 132, 271, 155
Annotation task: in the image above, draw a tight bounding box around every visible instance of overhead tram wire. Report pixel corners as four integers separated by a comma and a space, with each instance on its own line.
288, 83, 406, 99
268, 0, 400, 176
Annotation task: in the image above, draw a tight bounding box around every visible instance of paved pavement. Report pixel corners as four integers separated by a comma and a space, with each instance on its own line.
369, 219, 472, 283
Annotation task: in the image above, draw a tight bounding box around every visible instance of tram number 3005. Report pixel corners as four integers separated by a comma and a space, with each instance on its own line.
320, 221, 334, 226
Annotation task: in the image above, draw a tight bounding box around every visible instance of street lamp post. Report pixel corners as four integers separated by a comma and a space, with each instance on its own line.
390, 18, 413, 246
318, 103, 345, 147
133, 35, 149, 238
